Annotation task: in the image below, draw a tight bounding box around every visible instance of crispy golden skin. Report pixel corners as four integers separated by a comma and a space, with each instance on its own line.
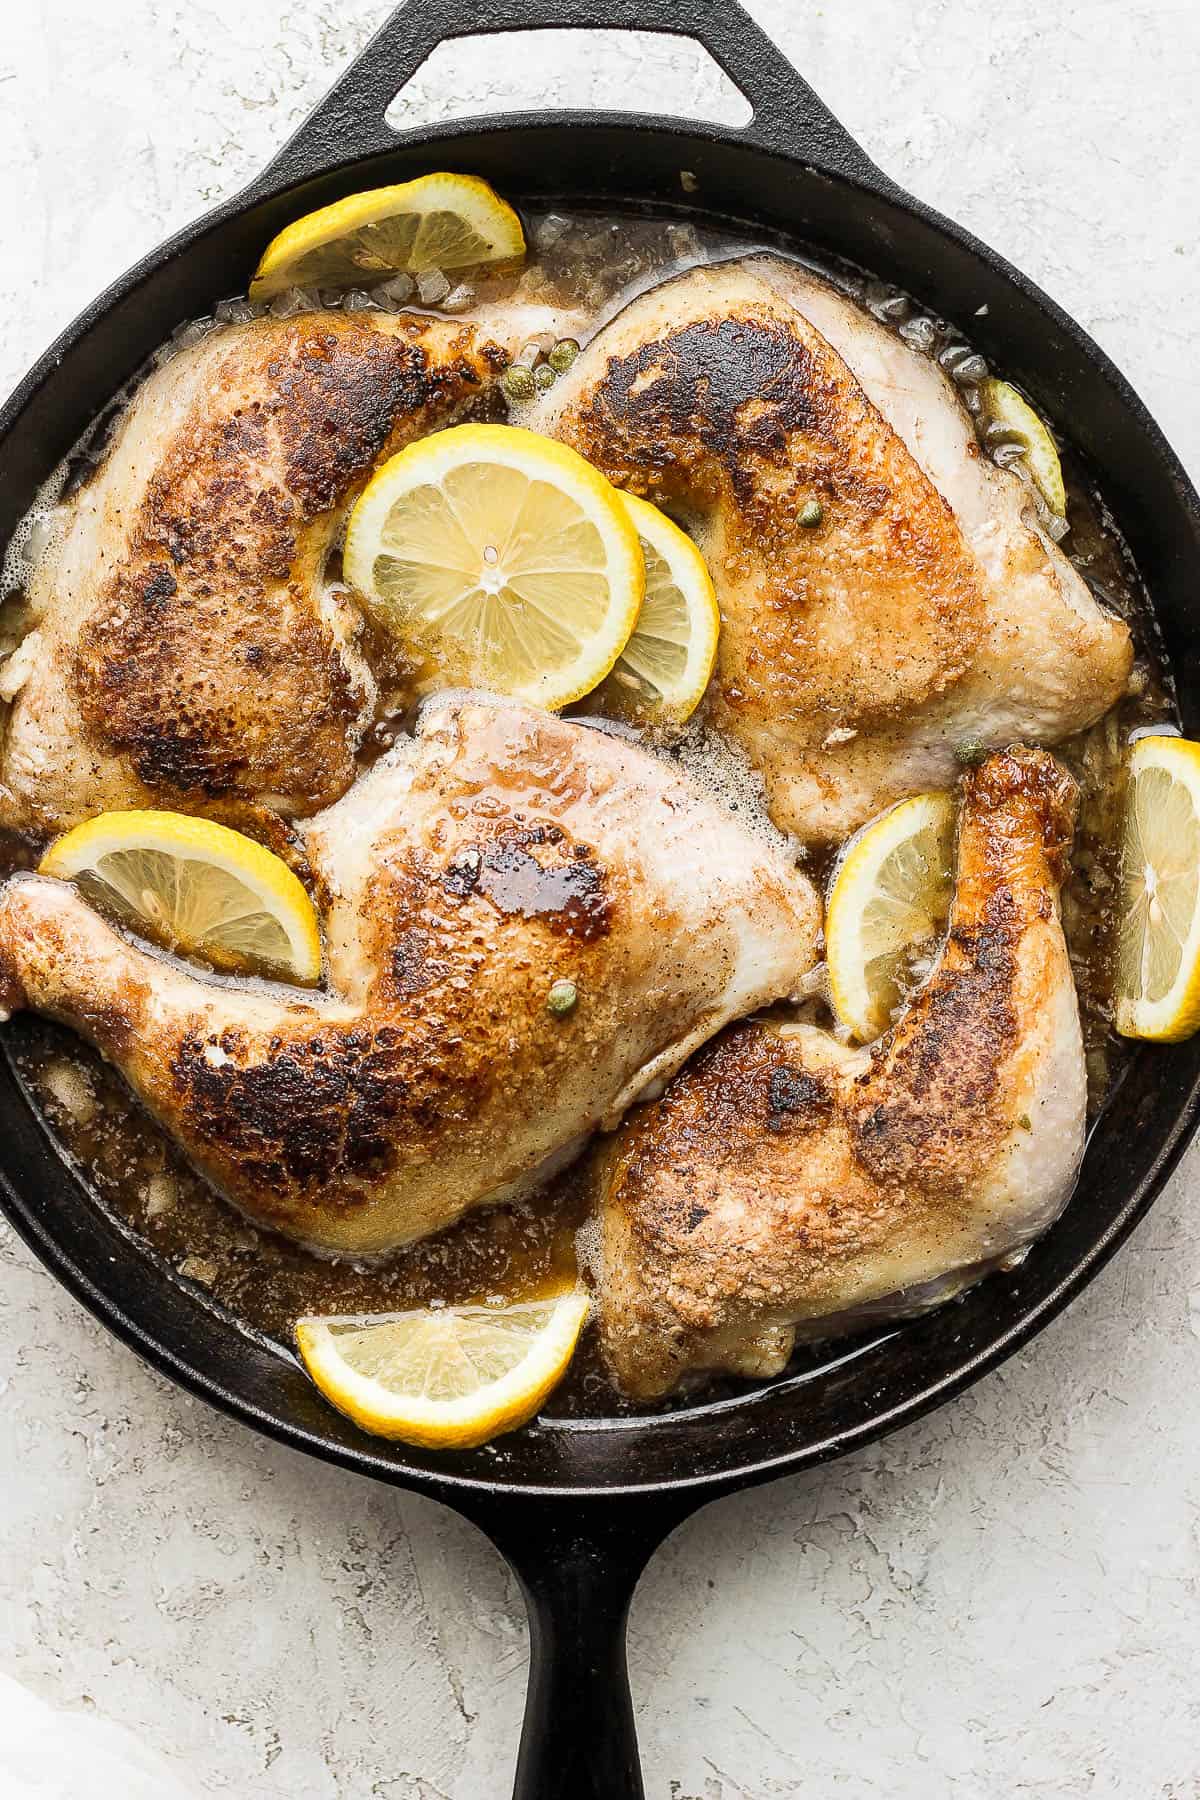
595, 748, 1086, 1399
543, 261, 985, 729
0, 698, 819, 1255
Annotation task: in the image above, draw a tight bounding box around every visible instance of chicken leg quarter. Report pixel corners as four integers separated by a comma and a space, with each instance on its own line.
534, 259, 1132, 840
0, 698, 820, 1255
594, 747, 1085, 1400
0, 301, 577, 834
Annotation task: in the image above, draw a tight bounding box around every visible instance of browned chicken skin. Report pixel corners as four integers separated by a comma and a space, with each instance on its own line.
594, 748, 1086, 1400
541, 263, 985, 727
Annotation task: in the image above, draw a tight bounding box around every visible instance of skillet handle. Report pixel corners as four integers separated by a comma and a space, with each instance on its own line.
455, 1491, 693, 1800
254, 0, 879, 191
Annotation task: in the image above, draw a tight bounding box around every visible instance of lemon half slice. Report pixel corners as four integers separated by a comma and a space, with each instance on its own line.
592, 494, 719, 723
344, 423, 644, 710
296, 1290, 590, 1448
1115, 734, 1200, 1042
39, 811, 322, 984
826, 791, 956, 1041
250, 173, 525, 300
978, 377, 1067, 518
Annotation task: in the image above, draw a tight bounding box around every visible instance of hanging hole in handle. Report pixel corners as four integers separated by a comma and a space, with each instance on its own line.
383, 29, 754, 135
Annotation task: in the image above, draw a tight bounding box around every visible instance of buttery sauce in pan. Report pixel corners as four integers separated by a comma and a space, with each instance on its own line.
0, 207, 1175, 1417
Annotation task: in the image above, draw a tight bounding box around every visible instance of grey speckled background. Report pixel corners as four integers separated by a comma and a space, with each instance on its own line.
2, 2, 1199, 1795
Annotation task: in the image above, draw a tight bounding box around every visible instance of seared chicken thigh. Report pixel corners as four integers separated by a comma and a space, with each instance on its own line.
751, 258, 1134, 830
594, 748, 1085, 1399
0, 698, 819, 1255
0, 303, 572, 834
536, 260, 1131, 840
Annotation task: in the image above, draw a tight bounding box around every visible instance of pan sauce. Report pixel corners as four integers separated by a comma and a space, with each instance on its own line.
0, 206, 1176, 1416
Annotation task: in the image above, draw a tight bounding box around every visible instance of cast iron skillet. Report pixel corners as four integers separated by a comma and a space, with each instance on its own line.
2, 2, 1199, 1793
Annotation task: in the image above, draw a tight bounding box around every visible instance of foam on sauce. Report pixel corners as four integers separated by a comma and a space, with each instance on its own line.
0, 205, 1176, 1417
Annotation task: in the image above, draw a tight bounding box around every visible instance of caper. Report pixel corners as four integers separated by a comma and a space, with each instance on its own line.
799, 499, 823, 528
534, 362, 558, 392
547, 978, 578, 1016
954, 739, 987, 767
548, 337, 580, 373
501, 365, 537, 404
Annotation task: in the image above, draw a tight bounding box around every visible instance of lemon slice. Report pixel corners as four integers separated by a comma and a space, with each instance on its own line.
249, 173, 525, 300
296, 1290, 590, 1448
39, 810, 321, 984
1115, 734, 1200, 1041
826, 791, 956, 1041
344, 423, 644, 710
978, 377, 1067, 517
590, 494, 719, 722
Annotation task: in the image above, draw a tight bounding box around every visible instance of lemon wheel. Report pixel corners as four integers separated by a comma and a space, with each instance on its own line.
978, 377, 1067, 518
296, 1290, 590, 1448
344, 423, 644, 710
593, 494, 719, 723
826, 791, 956, 1042
1115, 734, 1200, 1042
39, 811, 322, 984
249, 172, 525, 300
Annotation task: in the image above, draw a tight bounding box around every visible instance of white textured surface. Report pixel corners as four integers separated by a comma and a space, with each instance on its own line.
2, 2, 1200, 1794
